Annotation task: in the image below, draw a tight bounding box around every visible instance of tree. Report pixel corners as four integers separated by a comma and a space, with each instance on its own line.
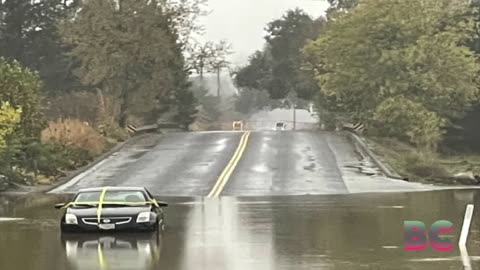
206, 40, 232, 97
59, 0, 193, 127
0, 58, 45, 137
0, 0, 82, 94
303, 0, 480, 148
164, 0, 208, 49
235, 50, 273, 91
327, 0, 358, 10
0, 102, 22, 150
235, 9, 325, 100
188, 41, 216, 79
188, 40, 232, 97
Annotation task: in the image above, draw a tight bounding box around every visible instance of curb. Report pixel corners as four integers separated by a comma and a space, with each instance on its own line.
345, 131, 407, 181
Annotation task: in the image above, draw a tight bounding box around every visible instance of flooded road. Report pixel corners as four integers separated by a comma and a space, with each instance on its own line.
1, 190, 479, 270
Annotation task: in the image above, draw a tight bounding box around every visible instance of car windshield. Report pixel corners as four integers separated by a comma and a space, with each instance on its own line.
75, 191, 147, 203
276, 123, 284, 127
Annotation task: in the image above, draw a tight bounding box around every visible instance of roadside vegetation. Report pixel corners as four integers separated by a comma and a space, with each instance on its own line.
0, 0, 227, 189
236, 0, 480, 183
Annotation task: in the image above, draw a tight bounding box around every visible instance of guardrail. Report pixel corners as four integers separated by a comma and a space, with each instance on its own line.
126, 122, 184, 135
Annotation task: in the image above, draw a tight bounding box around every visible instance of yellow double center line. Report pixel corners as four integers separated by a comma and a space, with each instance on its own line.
207, 131, 251, 198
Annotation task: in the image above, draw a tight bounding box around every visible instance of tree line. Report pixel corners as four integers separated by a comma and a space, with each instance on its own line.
236, 0, 480, 152
0, 0, 225, 185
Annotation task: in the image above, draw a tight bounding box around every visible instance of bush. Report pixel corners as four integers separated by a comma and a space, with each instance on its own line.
97, 121, 129, 142
401, 152, 449, 180
36, 142, 92, 177
41, 119, 108, 156
373, 97, 445, 151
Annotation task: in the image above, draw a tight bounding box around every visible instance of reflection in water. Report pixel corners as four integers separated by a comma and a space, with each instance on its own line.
180, 197, 275, 270
0, 191, 480, 270
62, 233, 162, 270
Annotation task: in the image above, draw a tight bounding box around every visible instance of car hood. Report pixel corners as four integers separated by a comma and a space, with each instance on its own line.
67, 206, 151, 217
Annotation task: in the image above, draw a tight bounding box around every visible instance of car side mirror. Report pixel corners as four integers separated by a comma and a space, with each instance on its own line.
54, 203, 67, 209
157, 201, 168, 207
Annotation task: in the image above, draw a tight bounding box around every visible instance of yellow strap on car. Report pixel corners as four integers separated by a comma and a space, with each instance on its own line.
62, 201, 155, 208
150, 198, 160, 208
97, 187, 108, 224
61, 187, 161, 224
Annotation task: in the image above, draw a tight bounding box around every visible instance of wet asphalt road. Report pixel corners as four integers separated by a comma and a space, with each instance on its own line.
2, 130, 479, 270
1, 191, 480, 270
50, 131, 437, 196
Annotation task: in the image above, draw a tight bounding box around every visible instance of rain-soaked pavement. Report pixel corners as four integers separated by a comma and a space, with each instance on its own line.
49, 131, 442, 196
0, 190, 480, 270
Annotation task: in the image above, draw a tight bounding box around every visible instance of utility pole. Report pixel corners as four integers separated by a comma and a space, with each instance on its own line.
287, 91, 298, 131
217, 66, 221, 97
293, 103, 296, 131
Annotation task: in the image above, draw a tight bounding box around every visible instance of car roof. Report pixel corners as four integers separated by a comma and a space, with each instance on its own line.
77, 187, 146, 193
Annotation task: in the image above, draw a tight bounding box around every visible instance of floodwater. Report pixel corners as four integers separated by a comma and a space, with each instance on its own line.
0, 190, 479, 270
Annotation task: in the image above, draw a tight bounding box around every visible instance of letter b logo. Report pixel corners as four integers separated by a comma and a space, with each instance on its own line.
404, 220, 454, 251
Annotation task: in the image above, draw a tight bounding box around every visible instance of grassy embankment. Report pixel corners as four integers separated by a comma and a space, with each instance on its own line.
366, 137, 480, 185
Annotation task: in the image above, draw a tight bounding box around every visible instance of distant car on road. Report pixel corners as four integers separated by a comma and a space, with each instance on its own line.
274, 122, 287, 131
232, 121, 244, 131
55, 187, 168, 233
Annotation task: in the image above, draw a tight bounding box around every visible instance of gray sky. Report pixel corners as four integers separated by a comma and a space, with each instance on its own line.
200, 0, 330, 66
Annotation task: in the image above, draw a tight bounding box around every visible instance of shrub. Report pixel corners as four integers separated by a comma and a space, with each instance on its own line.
401, 152, 449, 180
373, 97, 445, 151
36, 142, 92, 177
41, 119, 108, 156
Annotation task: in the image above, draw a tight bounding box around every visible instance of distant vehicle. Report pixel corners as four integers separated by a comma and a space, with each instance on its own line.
55, 187, 168, 233
232, 121, 244, 131
274, 122, 287, 131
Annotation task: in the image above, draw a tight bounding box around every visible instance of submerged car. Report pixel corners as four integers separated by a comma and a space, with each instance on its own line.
55, 187, 168, 233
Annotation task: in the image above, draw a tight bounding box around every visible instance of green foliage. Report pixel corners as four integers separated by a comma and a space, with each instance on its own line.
373, 97, 445, 150
192, 84, 221, 122
173, 87, 198, 129
60, 0, 191, 127
0, 58, 45, 137
236, 9, 325, 100
327, 0, 358, 10
401, 151, 449, 180
0, 102, 22, 149
304, 0, 480, 149
0, 0, 82, 94
36, 142, 92, 177
236, 51, 273, 91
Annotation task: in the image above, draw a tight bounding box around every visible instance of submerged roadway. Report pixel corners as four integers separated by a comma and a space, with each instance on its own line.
1, 130, 479, 270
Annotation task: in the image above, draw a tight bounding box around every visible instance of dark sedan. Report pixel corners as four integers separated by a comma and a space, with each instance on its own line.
55, 187, 168, 233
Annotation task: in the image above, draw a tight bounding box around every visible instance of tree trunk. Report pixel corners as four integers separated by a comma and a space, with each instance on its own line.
119, 99, 128, 128
199, 56, 204, 80
118, 88, 129, 128
96, 88, 106, 125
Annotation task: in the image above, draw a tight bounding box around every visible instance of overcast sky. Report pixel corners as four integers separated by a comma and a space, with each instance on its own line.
200, 0, 330, 66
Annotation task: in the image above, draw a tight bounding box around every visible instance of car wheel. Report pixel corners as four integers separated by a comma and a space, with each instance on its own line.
159, 219, 165, 232
150, 220, 159, 233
